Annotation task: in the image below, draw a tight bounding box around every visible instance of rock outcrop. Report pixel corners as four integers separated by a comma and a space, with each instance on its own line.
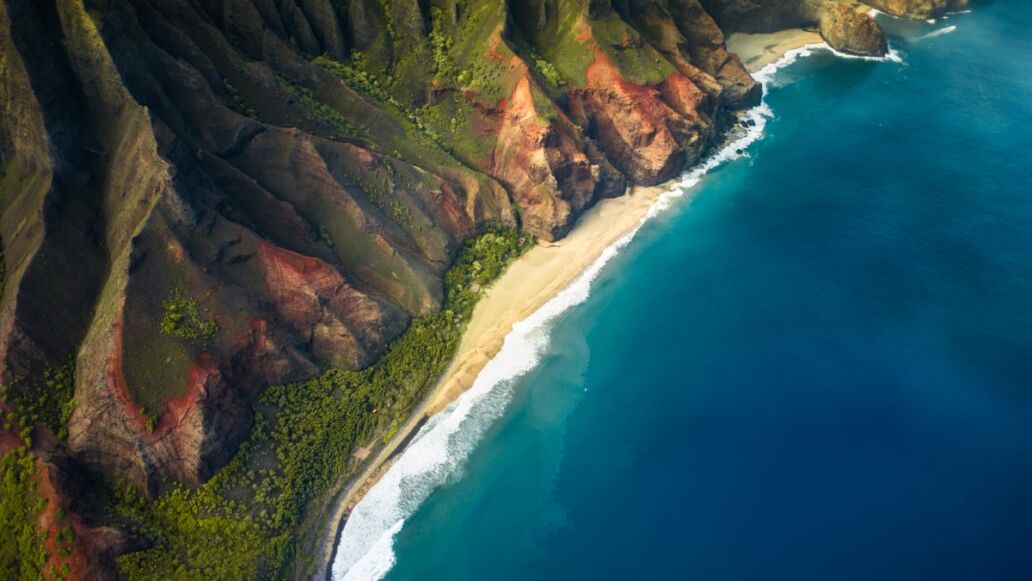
819, 2, 888, 56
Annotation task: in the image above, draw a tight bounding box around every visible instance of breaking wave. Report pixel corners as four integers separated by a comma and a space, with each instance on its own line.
915, 25, 957, 40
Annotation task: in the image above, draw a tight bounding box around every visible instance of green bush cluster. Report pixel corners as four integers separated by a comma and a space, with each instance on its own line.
221, 79, 257, 118
375, 0, 397, 51
0, 447, 48, 581
527, 46, 565, 89
429, 7, 458, 80
312, 54, 397, 107
276, 77, 357, 141
0, 360, 76, 442
116, 230, 533, 579
160, 288, 217, 341
312, 55, 453, 159
49, 517, 74, 579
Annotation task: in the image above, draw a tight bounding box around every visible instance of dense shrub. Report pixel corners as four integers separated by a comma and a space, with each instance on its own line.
160, 288, 217, 341
0, 448, 48, 581
0, 361, 76, 442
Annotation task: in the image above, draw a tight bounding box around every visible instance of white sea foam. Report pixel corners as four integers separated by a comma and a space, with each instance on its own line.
834, 46, 904, 63
915, 25, 957, 40
330, 40, 906, 581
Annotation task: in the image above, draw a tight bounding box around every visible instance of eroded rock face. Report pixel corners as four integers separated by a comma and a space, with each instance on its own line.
820, 2, 888, 56
492, 75, 626, 241
568, 50, 702, 185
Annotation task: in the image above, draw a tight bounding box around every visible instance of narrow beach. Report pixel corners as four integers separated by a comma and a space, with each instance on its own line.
727, 29, 824, 71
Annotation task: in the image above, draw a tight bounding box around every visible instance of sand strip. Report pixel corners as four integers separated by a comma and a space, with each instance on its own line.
727, 29, 824, 72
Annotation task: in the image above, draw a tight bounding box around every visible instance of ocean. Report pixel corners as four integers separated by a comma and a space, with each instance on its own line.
333, 3, 1032, 579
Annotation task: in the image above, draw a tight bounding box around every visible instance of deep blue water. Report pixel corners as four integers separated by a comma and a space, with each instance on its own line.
360, 4, 1032, 579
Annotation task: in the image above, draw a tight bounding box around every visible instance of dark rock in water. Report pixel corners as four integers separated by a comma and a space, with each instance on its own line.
819, 2, 888, 57
747, 119, 757, 127
735, 149, 744, 154
740, 119, 750, 127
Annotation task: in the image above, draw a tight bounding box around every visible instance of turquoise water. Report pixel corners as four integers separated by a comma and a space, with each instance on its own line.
336, 3, 1032, 579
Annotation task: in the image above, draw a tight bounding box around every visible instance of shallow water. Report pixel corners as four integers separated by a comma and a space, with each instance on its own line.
337, 3, 1032, 579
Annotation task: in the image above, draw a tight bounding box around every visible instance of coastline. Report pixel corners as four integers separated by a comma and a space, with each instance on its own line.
312, 27, 823, 581
726, 29, 824, 71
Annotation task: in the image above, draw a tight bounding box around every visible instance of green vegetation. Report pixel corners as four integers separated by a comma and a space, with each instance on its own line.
144, 412, 158, 433
517, 0, 595, 88
530, 48, 565, 89
375, 0, 398, 55
115, 230, 533, 579
0, 447, 48, 581
160, 288, 217, 341
0, 360, 76, 441
590, 12, 674, 85
312, 53, 399, 108
318, 225, 335, 248
514, 0, 672, 88
312, 1, 566, 167
312, 55, 452, 157
49, 514, 75, 580
382, 420, 400, 444
222, 79, 257, 118
276, 77, 357, 141
429, 7, 458, 81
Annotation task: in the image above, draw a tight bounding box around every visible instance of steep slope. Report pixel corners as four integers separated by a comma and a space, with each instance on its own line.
1, 0, 757, 503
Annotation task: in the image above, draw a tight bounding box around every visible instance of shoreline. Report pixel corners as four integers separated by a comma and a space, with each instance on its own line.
727, 29, 824, 72
311, 180, 674, 580
312, 27, 823, 581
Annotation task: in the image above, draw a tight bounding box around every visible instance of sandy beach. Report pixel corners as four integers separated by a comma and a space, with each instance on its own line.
311, 182, 670, 579
312, 28, 828, 580
727, 29, 824, 72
